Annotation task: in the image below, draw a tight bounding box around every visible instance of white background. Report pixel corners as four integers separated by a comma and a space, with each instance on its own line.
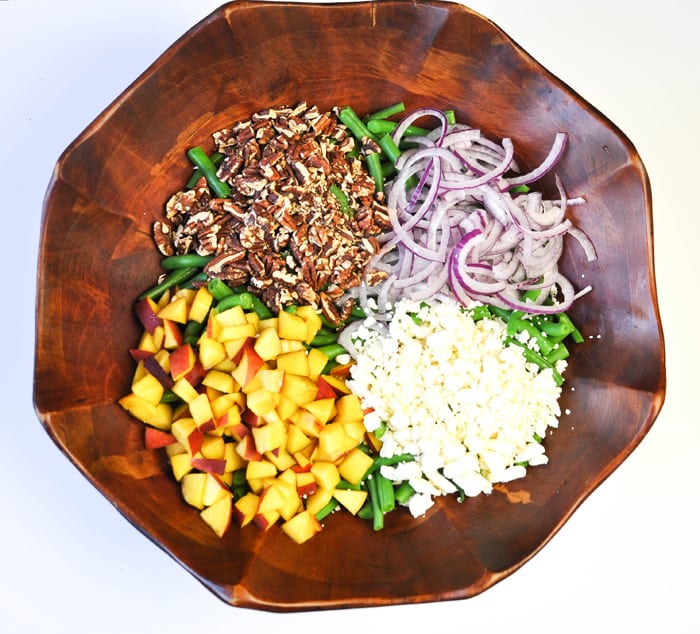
2, 1, 698, 632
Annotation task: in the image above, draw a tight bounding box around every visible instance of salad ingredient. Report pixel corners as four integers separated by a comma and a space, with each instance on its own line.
152, 102, 391, 324
355, 107, 596, 316
347, 298, 565, 517
119, 279, 379, 543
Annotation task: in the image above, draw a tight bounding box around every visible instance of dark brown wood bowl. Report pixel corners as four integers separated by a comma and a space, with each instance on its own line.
34, 0, 665, 611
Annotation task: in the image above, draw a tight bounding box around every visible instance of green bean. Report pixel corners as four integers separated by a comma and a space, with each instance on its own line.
181, 271, 209, 289
444, 109, 457, 125
315, 498, 340, 521
558, 312, 584, 343
159, 390, 181, 404
368, 452, 415, 474
310, 329, 339, 347
375, 472, 396, 514
208, 278, 235, 301
506, 338, 564, 386
338, 105, 377, 142
367, 475, 384, 531
357, 501, 374, 521
506, 312, 554, 356
335, 479, 362, 491
215, 292, 255, 312
365, 151, 385, 194
545, 342, 570, 364
160, 254, 213, 270
138, 266, 200, 301
186, 151, 224, 189
394, 481, 415, 505
365, 119, 429, 137
377, 133, 401, 166
317, 343, 348, 361
183, 319, 206, 344
186, 146, 231, 199
249, 294, 273, 319
366, 102, 405, 121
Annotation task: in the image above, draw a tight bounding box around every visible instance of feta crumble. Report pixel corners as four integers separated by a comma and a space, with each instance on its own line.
347, 298, 565, 517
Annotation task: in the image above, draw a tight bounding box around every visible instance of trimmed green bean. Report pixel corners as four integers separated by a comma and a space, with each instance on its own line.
377, 133, 401, 166
186, 146, 231, 199
394, 481, 415, 505
186, 151, 224, 189
357, 502, 374, 521
338, 105, 377, 142
365, 152, 384, 193
215, 292, 255, 312
208, 278, 235, 301
310, 329, 339, 347
315, 498, 340, 521
249, 294, 273, 319
366, 102, 406, 121
317, 343, 348, 361
160, 254, 213, 270
138, 266, 200, 301
183, 319, 206, 344
376, 472, 396, 514
367, 475, 384, 531
365, 118, 429, 137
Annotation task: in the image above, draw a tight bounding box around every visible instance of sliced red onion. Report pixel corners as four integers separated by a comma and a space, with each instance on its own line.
367, 114, 596, 318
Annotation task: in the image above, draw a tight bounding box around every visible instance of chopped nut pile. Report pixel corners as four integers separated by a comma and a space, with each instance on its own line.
153, 102, 391, 323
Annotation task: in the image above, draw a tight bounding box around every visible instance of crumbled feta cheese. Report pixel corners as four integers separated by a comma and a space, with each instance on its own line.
348, 299, 564, 517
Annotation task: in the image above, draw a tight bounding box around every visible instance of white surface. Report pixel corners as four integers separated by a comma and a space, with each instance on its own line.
2, 0, 697, 632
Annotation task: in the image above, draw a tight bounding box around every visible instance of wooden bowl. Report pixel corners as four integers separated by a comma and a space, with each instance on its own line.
34, 0, 665, 611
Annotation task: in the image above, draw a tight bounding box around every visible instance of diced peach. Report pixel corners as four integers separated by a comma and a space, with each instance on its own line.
219, 322, 257, 342
198, 336, 227, 370
332, 488, 368, 515
290, 409, 324, 438
231, 344, 265, 389
281, 510, 322, 544
224, 442, 246, 472
191, 457, 227, 476
334, 393, 365, 423
304, 487, 334, 517
200, 494, 232, 538
118, 393, 172, 430
202, 473, 230, 506
295, 305, 323, 344
245, 459, 277, 481
253, 326, 283, 361
264, 447, 296, 472
251, 419, 287, 454
181, 472, 208, 509
170, 451, 193, 481
246, 387, 280, 417
135, 296, 161, 334
215, 305, 248, 327
170, 417, 203, 455
170, 343, 197, 381
143, 353, 174, 389
295, 470, 317, 497
157, 295, 189, 324
338, 447, 374, 484
253, 509, 281, 532
310, 461, 340, 490
189, 393, 215, 429
307, 347, 329, 380
202, 370, 235, 395
232, 492, 259, 527
277, 310, 308, 341
303, 398, 337, 425
188, 286, 213, 324
286, 423, 312, 454
275, 349, 309, 377
322, 374, 352, 394
200, 434, 226, 459
144, 426, 176, 450
276, 394, 299, 421
316, 422, 358, 463
235, 435, 262, 462
280, 374, 318, 406
171, 376, 199, 403
131, 373, 164, 406
162, 318, 184, 349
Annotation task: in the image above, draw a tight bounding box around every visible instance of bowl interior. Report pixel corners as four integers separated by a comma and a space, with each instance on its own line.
34, 0, 665, 611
